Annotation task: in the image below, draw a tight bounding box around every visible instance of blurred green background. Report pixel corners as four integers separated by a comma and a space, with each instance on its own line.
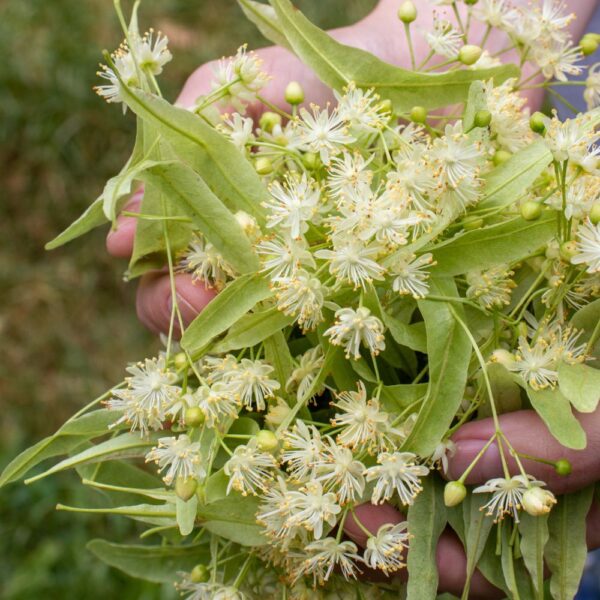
0, 0, 376, 597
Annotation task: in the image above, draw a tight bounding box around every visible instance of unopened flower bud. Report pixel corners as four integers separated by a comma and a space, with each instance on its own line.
522, 486, 557, 516
190, 564, 210, 583
398, 1, 417, 24
234, 210, 259, 235
520, 201, 542, 221
463, 216, 484, 230
444, 481, 467, 507
530, 112, 546, 134
560, 240, 578, 262
259, 111, 282, 133
255, 429, 279, 454
555, 459, 572, 476
255, 156, 274, 175
491, 348, 515, 368
474, 109, 492, 128
379, 98, 393, 114
185, 407, 205, 428
302, 151, 321, 170
285, 81, 305, 105
580, 34, 599, 56
175, 476, 198, 502
493, 149, 512, 165
410, 106, 427, 124
174, 352, 188, 371
516, 321, 529, 339
459, 45, 483, 66
590, 203, 600, 225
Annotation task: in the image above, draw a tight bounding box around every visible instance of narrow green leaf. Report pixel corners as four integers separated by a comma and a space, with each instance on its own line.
430, 215, 556, 276
213, 307, 293, 354
402, 278, 470, 455
519, 513, 549, 597
480, 140, 552, 209
87, 539, 209, 583
406, 476, 447, 600
500, 524, 535, 600
237, 0, 292, 50
527, 387, 586, 450
139, 161, 259, 274
546, 486, 594, 600
264, 330, 295, 392
45, 196, 106, 250
120, 86, 267, 223
180, 273, 272, 356
382, 310, 427, 353
558, 361, 600, 413
176, 495, 198, 537
268, 0, 519, 112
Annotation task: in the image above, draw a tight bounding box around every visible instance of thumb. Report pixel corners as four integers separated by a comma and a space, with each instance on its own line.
447, 409, 600, 494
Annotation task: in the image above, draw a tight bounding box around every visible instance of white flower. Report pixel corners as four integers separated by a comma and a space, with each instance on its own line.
572, 219, 600, 273
297, 105, 355, 164
474, 475, 546, 522
334, 83, 389, 134
106, 357, 180, 435
428, 439, 457, 475
316, 240, 385, 289
466, 265, 516, 308
474, 0, 517, 29
542, 114, 596, 164
425, 20, 463, 58
177, 580, 246, 600
179, 234, 234, 290
95, 52, 138, 111
507, 336, 558, 390
145, 434, 204, 485
327, 152, 373, 198
224, 439, 278, 496
275, 271, 325, 331
324, 307, 386, 360
193, 382, 239, 428
133, 29, 172, 75
219, 113, 255, 150
585, 63, 600, 110
293, 538, 361, 584
365, 452, 429, 505
282, 420, 324, 482
391, 253, 434, 299
286, 347, 325, 401
256, 235, 315, 280
532, 40, 583, 82
257, 477, 298, 540
545, 177, 599, 220
288, 481, 342, 539
364, 522, 410, 574
264, 174, 320, 239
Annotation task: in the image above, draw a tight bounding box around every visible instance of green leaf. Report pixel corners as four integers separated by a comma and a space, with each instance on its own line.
519, 512, 549, 597
527, 387, 586, 450
213, 307, 293, 354
382, 310, 427, 353
268, 0, 519, 112
196, 493, 267, 546
87, 539, 209, 583
558, 361, 600, 413
546, 486, 594, 600
402, 278, 470, 456
430, 214, 556, 276
480, 140, 553, 209
176, 495, 198, 537
264, 330, 295, 392
500, 524, 535, 600
571, 298, 600, 360
119, 87, 267, 224
406, 476, 447, 600
139, 161, 259, 274
45, 196, 106, 250
380, 383, 427, 413
237, 0, 291, 50
25, 432, 160, 484
0, 409, 122, 487
181, 273, 272, 356
463, 81, 486, 133
478, 362, 522, 418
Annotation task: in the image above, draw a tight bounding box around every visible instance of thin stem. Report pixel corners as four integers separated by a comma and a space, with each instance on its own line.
404, 23, 416, 70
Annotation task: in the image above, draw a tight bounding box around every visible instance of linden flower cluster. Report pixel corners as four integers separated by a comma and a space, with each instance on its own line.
19, 2, 600, 599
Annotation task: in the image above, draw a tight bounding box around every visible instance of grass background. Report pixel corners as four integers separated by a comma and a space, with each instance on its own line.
0, 1, 376, 597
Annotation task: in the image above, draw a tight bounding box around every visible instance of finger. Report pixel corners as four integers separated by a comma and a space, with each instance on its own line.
105, 188, 144, 258
344, 503, 502, 598
447, 409, 600, 494
136, 272, 216, 335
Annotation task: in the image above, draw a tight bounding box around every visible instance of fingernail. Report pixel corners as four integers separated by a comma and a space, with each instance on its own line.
449, 440, 502, 483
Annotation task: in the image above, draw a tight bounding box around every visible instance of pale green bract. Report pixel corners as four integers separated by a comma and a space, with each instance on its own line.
7, 1, 600, 599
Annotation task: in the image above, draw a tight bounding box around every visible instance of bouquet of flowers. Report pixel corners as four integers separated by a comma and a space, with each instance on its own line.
4, 0, 600, 598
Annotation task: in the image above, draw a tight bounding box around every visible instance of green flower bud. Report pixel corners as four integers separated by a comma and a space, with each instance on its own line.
590, 202, 600, 225
520, 201, 542, 221
491, 348, 515, 368
185, 407, 205, 428
302, 151, 321, 170
493, 149, 512, 165
174, 352, 188, 371
444, 481, 467, 507
379, 98, 393, 114
555, 459, 572, 476
459, 44, 483, 66
259, 111, 282, 133
397, 1, 417, 24
285, 81, 305, 105
255, 156, 274, 175
530, 112, 547, 134
516, 321, 529, 339
522, 486, 557, 516
255, 429, 279, 454
560, 240, 578, 262
190, 564, 210, 584
410, 106, 427, 124
175, 476, 198, 502
580, 34, 599, 56
463, 217, 484, 230
474, 109, 492, 128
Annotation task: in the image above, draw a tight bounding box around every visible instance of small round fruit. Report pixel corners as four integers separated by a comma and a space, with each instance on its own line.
530, 112, 546, 134
474, 109, 492, 128
185, 407, 205, 428
255, 429, 279, 454
520, 201, 542, 221
285, 81, 305, 105
190, 564, 210, 583
397, 1, 417, 24
444, 481, 467, 507
255, 156, 274, 175
259, 111, 282, 133
493, 150, 512, 165
555, 459, 572, 476
459, 45, 483, 66
410, 106, 427, 124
